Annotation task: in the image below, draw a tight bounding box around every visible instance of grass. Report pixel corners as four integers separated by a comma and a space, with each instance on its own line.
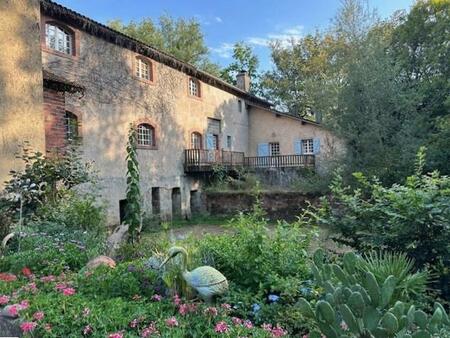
142, 213, 231, 233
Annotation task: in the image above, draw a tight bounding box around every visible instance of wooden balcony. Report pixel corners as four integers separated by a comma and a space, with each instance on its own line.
184, 149, 315, 173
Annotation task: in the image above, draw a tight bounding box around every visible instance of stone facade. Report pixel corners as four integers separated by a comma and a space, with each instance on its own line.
0, 0, 45, 185
0, 0, 342, 225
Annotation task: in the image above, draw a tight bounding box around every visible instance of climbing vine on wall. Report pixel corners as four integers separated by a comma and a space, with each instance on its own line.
125, 124, 142, 243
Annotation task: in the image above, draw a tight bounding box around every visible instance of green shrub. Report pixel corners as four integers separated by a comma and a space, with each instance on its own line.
197, 203, 312, 295
306, 150, 450, 300
298, 249, 450, 338
36, 192, 107, 235
0, 224, 105, 275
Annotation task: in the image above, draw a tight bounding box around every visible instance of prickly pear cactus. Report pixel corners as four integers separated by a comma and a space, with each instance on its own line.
298, 249, 450, 338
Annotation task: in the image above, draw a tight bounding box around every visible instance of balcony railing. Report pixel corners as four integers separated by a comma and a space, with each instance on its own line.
184, 149, 314, 173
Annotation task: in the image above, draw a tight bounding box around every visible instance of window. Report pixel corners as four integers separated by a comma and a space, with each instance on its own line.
64, 111, 78, 141
206, 134, 219, 150
269, 142, 280, 156
301, 139, 314, 154
45, 23, 73, 55
226, 135, 232, 149
137, 123, 155, 147
136, 57, 152, 81
188, 78, 201, 97
191, 132, 202, 149
238, 100, 242, 112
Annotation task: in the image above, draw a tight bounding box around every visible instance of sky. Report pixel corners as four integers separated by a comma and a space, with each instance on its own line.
54, 0, 416, 70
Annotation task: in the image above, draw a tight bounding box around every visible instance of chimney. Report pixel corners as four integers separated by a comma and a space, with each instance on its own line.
236, 71, 250, 92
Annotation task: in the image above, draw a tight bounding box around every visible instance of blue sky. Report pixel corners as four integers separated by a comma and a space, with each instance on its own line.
54, 0, 415, 70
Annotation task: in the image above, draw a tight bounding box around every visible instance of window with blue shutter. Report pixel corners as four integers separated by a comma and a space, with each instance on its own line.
294, 140, 303, 155
313, 138, 321, 154
206, 134, 216, 150
257, 143, 269, 156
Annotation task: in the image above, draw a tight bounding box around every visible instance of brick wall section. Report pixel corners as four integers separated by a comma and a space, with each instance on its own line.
43, 88, 66, 152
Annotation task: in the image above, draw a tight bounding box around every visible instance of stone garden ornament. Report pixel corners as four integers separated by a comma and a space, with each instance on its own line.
159, 246, 228, 302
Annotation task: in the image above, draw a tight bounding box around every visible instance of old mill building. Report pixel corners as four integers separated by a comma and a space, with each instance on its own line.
0, 0, 341, 224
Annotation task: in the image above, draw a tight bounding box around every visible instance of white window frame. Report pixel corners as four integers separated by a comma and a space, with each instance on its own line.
301, 139, 314, 155
64, 111, 78, 141
189, 78, 200, 97
269, 142, 280, 156
191, 132, 202, 149
136, 58, 151, 81
137, 124, 155, 147
45, 23, 73, 55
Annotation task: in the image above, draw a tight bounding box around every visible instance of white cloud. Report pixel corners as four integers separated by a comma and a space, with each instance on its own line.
247, 25, 304, 48
215, 16, 223, 23
210, 42, 234, 58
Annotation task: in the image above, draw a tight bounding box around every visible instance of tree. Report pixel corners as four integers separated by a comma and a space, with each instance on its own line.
108, 15, 211, 68
220, 42, 260, 92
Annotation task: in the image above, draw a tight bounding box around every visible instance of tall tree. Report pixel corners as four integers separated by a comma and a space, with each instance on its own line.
220, 42, 260, 92
108, 15, 212, 69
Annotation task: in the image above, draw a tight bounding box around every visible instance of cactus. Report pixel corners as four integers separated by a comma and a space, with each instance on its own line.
298, 249, 450, 337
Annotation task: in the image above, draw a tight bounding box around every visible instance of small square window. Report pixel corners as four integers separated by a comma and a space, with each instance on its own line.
269, 142, 280, 156
137, 123, 155, 147
301, 139, 314, 154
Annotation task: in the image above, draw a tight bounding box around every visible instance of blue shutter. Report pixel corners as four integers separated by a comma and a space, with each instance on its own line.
313, 138, 321, 154
206, 134, 215, 150
257, 143, 269, 156
294, 140, 303, 155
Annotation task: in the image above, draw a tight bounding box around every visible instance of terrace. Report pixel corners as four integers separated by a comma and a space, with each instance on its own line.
184, 149, 315, 173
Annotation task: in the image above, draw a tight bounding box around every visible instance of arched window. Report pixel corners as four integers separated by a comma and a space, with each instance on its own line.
137, 123, 155, 147
191, 132, 202, 149
65, 111, 78, 141
45, 23, 74, 55
188, 77, 201, 97
136, 57, 152, 81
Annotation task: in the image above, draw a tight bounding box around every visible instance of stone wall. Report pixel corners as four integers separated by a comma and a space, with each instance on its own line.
204, 191, 320, 221
0, 0, 45, 186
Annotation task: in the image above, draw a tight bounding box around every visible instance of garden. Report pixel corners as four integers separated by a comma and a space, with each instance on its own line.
0, 135, 449, 338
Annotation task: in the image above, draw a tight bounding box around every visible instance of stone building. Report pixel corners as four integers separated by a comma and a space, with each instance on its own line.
0, 0, 342, 224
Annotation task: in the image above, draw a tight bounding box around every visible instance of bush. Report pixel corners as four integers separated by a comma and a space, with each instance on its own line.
36, 191, 107, 235
307, 150, 450, 300
0, 223, 106, 276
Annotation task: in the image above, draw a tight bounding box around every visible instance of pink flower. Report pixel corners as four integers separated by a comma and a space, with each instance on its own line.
0, 273, 17, 282
25, 282, 38, 293
129, 318, 139, 328
221, 303, 232, 310
0, 295, 10, 305
141, 322, 159, 337
55, 283, 68, 291
243, 320, 253, 329
21, 267, 32, 278
108, 332, 124, 338
173, 294, 181, 306
204, 307, 218, 317
40, 275, 56, 283
44, 323, 52, 332
262, 323, 273, 332
271, 324, 287, 337
215, 321, 229, 333
178, 303, 197, 315
33, 311, 45, 321
340, 321, 349, 331
7, 305, 18, 317
63, 287, 76, 296
151, 294, 162, 302
165, 316, 178, 327
20, 300, 29, 310
20, 321, 37, 333
83, 307, 91, 317
232, 317, 243, 325
83, 324, 93, 335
